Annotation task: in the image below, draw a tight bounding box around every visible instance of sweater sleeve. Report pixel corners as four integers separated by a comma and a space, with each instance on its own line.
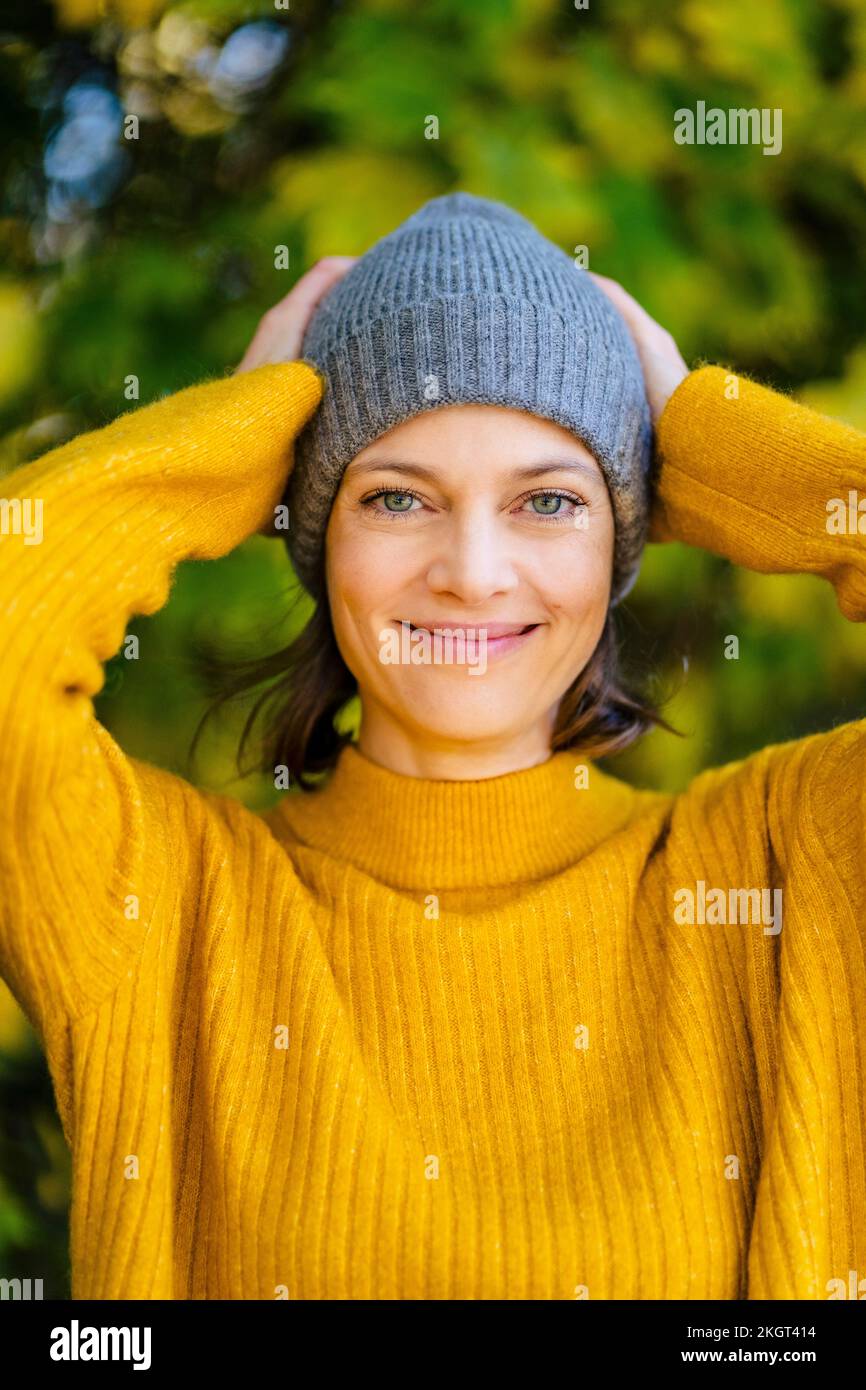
652, 364, 866, 621
0, 360, 323, 1035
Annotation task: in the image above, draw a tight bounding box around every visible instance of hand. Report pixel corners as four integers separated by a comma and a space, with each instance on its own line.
589, 273, 688, 425
234, 256, 358, 373
237, 257, 356, 538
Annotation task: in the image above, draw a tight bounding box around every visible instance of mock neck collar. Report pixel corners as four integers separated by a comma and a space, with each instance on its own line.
267, 742, 641, 891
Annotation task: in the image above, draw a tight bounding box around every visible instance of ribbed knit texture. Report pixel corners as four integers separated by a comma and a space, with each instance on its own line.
1, 361, 865, 1299
287, 192, 653, 605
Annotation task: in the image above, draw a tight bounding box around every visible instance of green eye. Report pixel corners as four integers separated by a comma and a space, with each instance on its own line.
360, 487, 424, 518
382, 491, 415, 511
531, 494, 564, 514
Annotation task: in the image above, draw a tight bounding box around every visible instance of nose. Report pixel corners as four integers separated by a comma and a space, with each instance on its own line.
424, 506, 520, 604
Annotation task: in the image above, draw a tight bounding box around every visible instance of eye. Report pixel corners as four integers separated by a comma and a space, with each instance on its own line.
358, 485, 589, 524
519, 489, 588, 524
360, 487, 425, 519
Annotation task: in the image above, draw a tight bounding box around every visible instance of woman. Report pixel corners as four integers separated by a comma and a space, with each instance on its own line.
1, 192, 864, 1301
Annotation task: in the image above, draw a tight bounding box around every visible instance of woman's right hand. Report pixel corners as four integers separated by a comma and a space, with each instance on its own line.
234, 256, 358, 374
588, 272, 689, 425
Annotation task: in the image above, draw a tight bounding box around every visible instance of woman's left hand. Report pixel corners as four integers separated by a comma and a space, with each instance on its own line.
589, 273, 689, 425
235, 256, 358, 373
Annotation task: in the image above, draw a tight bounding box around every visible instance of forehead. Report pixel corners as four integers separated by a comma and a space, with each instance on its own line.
347, 403, 603, 476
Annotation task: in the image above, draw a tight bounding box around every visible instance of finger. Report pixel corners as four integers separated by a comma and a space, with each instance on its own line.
590, 273, 683, 368
234, 320, 281, 373
235, 258, 357, 373
588, 272, 658, 336
267, 257, 358, 325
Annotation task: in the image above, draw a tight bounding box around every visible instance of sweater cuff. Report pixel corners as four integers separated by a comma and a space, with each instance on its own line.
647, 362, 866, 620
651, 364, 747, 544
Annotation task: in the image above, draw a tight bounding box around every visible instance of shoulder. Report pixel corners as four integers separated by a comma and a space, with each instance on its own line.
667, 717, 866, 855
125, 749, 297, 878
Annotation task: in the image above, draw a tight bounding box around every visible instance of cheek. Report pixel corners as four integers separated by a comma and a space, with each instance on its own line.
535, 523, 614, 623
324, 515, 408, 662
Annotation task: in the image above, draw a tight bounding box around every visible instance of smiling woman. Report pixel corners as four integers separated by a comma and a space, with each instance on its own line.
2, 191, 866, 1302
210, 195, 676, 785
319, 400, 634, 778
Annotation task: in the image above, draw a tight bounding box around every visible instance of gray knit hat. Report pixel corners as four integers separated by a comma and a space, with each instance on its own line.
285, 191, 652, 605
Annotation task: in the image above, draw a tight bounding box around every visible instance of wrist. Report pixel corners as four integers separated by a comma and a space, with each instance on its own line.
645, 351, 689, 425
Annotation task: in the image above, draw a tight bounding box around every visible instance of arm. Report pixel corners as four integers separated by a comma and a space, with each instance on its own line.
589, 272, 866, 618
0, 360, 323, 1034
653, 366, 866, 620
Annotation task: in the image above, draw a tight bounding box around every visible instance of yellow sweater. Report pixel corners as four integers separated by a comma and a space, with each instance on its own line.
1, 360, 865, 1301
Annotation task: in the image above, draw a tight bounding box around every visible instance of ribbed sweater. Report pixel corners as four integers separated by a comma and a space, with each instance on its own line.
1, 360, 865, 1301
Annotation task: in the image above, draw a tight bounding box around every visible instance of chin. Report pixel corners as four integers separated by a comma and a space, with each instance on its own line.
389, 682, 538, 746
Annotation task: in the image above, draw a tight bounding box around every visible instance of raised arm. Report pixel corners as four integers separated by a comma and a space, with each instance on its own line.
0, 359, 323, 1034
589, 270, 866, 621
653, 365, 866, 620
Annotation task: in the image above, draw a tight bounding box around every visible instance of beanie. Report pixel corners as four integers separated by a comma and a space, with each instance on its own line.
284, 191, 653, 605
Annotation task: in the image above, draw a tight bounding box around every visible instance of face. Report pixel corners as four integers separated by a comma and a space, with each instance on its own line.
324, 404, 615, 769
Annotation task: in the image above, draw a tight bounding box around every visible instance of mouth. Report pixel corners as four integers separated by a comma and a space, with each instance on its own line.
401, 621, 541, 639
394, 619, 543, 659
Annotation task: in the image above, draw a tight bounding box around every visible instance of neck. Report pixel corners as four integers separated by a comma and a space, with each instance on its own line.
357, 696, 557, 781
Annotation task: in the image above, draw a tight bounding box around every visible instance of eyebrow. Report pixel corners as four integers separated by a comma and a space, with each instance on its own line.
345, 456, 603, 485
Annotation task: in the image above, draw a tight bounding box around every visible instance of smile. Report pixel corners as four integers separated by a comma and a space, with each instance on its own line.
397, 620, 543, 660
403, 621, 540, 638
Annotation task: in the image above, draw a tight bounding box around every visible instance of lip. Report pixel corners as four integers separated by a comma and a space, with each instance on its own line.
394, 619, 544, 660
400, 620, 541, 639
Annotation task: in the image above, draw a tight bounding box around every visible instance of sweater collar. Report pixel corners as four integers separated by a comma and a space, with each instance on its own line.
267, 742, 640, 891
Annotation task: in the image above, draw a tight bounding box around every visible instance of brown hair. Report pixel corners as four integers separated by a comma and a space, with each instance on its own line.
191, 581, 681, 792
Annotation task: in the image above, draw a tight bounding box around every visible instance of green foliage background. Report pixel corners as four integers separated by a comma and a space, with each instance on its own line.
1, 0, 864, 1295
